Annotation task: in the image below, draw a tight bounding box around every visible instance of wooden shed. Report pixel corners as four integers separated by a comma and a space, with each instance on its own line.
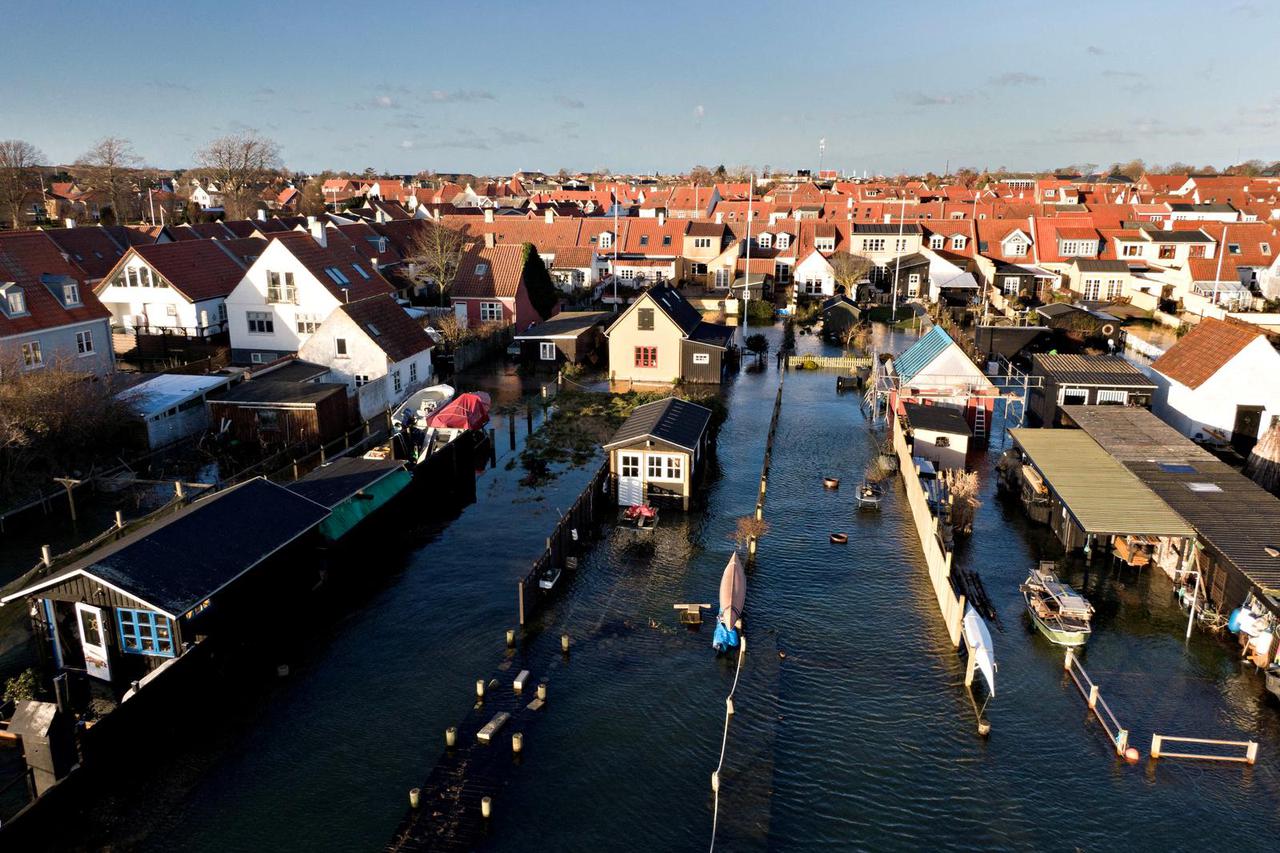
0, 478, 329, 697
512, 310, 609, 367
902, 402, 971, 471
208, 380, 350, 448
604, 398, 713, 510
1028, 353, 1155, 426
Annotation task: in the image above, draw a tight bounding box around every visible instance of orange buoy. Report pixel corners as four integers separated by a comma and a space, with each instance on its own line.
1124, 747, 1140, 763
830, 532, 848, 544
823, 477, 840, 489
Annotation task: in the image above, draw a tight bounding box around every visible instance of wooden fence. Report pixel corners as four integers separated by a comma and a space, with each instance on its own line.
893, 420, 965, 647
517, 459, 610, 625
1150, 734, 1258, 765
1063, 649, 1130, 757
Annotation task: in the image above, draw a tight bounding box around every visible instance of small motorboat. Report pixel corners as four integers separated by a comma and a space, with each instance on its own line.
857, 482, 882, 510
712, 553, 746, 653
538, 565, 562, 590
622, 504, 658, 531
823, 476, 840, 489
391, 383, 456, 431
1021, 563, 1094, 647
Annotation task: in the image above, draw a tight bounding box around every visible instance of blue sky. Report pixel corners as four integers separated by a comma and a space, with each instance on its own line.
3, 0, 1278, 175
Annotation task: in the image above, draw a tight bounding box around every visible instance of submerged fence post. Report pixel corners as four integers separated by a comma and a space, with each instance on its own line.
517, 580, 525, 626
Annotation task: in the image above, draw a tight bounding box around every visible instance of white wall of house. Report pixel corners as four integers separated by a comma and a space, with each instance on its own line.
95, 254, 227, 335
298, 310, 433, 421
793, 252, 835, 296
1150, 337, 1280, 442
225, 240, 342, 362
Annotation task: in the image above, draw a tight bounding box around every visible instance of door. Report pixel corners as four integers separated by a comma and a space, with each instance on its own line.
1232, 405, 1264, 455
618, 452, 643, 505
454, 302, 469, 329
75, 603, 111, 681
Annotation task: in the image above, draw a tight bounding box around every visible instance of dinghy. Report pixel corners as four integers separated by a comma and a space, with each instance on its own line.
962, 605, 996, 696
712, 553, 747, 653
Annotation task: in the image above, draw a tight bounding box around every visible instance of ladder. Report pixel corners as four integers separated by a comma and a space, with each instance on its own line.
972, 404, 987, 439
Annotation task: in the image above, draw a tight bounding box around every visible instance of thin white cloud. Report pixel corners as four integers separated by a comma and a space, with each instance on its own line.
694, 104, 706, 119
426, 89, 497, 103
990, 71, 1044, 86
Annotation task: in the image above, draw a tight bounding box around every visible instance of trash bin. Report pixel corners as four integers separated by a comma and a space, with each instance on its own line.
8, 701, 76, 796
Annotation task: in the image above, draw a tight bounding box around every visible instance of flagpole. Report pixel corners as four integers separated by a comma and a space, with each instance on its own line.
743, 175, 753, 341
890, 195, 906, 319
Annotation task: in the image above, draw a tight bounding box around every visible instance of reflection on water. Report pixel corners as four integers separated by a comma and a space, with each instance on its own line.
22, 322, 1280, 852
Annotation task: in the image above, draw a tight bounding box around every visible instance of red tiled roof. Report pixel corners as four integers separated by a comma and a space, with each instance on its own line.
0, 231, 110, 338
337, 294, 433, 362
271, 231, 395, 301
43, 227, 127, 280
117, 240, 249, 302
452, 245, 527, 300
1151, 317, 1264, 389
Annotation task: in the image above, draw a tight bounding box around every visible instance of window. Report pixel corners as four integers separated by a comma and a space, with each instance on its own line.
1005, 239, 1027, 257
634, 346, 658, 367
76, 330, 94, 355
475, 262, 489, 277
165, 304, 178, 319
907, 273, 920, 297
935, 436, 950, 448
1106, 278, 1124, 299
250, 352, 265, 364
1002, 276, 1020, 295
117, 608, 175, 657
662, 235, 672, 246
647, 453, 682, 481
1096, 389, 1128, 405
693, 237, 712, 249
354, 374, 370, 387
758, 233, 773, 248
639, 235, 649, 246
257, 409, 280, 429
930, 235, 944, 250
863, 238, 886, 252
21, 340, 42, 369
951, 235, 966, 250
352, 263, 371, 279
5, 289, 25, 315
1258, 243, 1270, 255
335, 337, 348, 356
714, 268, 730, 289
247, 311, 274, 334
480, 301, 503, 322
620, 454, 640, 478
1122, 244, 1141, 258
776, 233, 790, 249
296, 314, 319, 334
1186, 482, 1223, 493
815, 238, 835, 252
775, 262, 791, 284
323, 266, 350, 285
1189, 245, 1206, 259
599, 232, 613, 249
1158, 245, 1175, 260
267, 271, 297, 303
665, 455, 682, 480
690, 262, 708, 276
895, 238, 908, 251
409, 361, 418, 383
540, 341, 556, 361
647, 454, 665, 479
803, 279, 825, 295
392, 370, 402, 394
692, 352, 710, 365
126, 267, 140, 287
1228, 243, 1240, 254
1059, 387, 1088, 405
1082, 279, 1101, 300
63, 283, 80, 304
620, 268, 635, 280
637, 307, 654, 330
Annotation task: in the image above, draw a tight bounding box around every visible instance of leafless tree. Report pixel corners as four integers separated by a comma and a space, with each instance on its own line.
194, 131, 282, 219
77, 136, 141, 225
296, 177, 327, 217
829, 252, 873, 295
841, 322, 871, 354
406, 222, 468, 303
688, 165, 713, 184
0, 139, 44, 228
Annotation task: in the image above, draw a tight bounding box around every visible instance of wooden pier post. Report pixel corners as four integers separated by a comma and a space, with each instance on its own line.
1087, 684, 1099, 710
517, 580, 525, 627
509, 415, 516, 450
1150, 734, 1162, 759
526, 406, 533, 435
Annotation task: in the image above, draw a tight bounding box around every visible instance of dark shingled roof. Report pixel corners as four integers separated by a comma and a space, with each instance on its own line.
903, 402, 971, 435
1031, 354, 1155, 387
645, 282, 703, 335
513, 310, 610, 340
337, 294, 434, 362
1075, 259, 1130, 272
218, 380, 348, 405
2, 478, 328, 616
287, 457, 407, 508
688, 321, 734, 348
604, 398, 712, 453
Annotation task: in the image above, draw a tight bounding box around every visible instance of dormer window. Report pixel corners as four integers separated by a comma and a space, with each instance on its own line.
815, 237, 836, 252
63, 283, 80, 305
3, 286, 26, 316
951, 235, 966, 250
776, 233, 791, 250
757, 233, 773, 248
1004, 237, 1028, 257
599, 231, 613, 249
475, 262, 489, 276
930, 235, 945, 250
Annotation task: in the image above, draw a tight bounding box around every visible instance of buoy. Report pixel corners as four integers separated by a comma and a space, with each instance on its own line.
506, 629, 515, 647
1125, 747, 1140, 763
830, 532, 848, 544
823, 477, 840, 489
977, 719, 992, 737
726, 697, 735, 716
409, 788, 421, 808
537, 682, 548, 701
778, 650, 787, 660
512, 732, 523, 754
481, 796, 492, 819
446, 726, 457, 747
476, 679, 486, 699
711, 771, 720, 793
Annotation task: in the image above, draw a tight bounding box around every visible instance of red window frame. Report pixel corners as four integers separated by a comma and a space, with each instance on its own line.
634, 346, 657, 368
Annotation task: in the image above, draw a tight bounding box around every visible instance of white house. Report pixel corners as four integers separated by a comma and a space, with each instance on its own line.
792, 251, 836, 297
1147, 317, 1280, 453
298, 294, 434, 421
94, 240, 251, 337
224, 223, 395, 364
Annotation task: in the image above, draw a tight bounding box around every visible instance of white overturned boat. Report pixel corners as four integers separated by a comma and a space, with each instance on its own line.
712, 553, 746, 653
962, 605, 996, 696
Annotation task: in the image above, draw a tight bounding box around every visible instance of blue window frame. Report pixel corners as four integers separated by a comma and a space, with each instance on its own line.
117, 608, 175, 657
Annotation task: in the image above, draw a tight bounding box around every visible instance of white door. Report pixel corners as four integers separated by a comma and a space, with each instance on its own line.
75, 603, 111, 681
454, 302, 469, 329
618, 452, 643, 505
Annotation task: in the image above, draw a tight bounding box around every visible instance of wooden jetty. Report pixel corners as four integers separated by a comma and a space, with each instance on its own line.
386, 649, 552, 852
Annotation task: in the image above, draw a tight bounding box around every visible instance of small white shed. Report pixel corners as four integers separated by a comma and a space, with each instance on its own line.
118, 374, 235, 448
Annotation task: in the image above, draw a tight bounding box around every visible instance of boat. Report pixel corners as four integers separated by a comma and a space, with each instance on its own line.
962, 605, 996, 696
391, 383, 455, 431
857, 481, 882, 510
712, 553, 746, 653
537, 564, 562, 590
1265, 664, 1280, 702
1020, 563, 1094, 647
823, 476, 840, 489
829, 532, 848, 544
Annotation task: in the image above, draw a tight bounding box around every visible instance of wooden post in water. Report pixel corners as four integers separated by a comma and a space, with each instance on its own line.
526, 406, 533, 435
115, 510, 124, 529
517, 580, 525, 626
509, 415, 517, 450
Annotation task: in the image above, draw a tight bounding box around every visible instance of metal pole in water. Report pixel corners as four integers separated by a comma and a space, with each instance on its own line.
561, 633, 570, 654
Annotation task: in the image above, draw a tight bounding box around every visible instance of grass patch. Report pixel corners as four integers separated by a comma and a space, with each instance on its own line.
865, 306, 916, 325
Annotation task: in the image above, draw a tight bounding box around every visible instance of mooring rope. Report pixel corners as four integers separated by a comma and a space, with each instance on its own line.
709, 633, 746, 853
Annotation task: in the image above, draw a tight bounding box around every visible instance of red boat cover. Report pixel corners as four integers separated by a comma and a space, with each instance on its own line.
427, 392, 491, 430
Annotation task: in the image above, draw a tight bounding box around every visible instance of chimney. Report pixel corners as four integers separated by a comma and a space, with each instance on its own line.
715, 212, 723, 224
657, 211, 665, 226
884, 214, 892, 224
484, 232, 496, 248
308, 216, 327, 248
545, 208, 554, 224
257, 208, 267, 221
484, 207, 495, 223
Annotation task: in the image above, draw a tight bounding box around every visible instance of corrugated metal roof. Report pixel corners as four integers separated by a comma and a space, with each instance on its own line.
604, 398, 711, 453
1059, 405, 1215, 463
893, 325, 954, 383
1010, 428, 1195, 537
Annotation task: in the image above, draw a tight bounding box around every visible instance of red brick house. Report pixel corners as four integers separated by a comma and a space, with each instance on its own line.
450, 243, 557, 332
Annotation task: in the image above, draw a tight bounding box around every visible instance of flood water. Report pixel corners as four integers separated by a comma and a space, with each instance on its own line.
19, 322, 1280, 851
